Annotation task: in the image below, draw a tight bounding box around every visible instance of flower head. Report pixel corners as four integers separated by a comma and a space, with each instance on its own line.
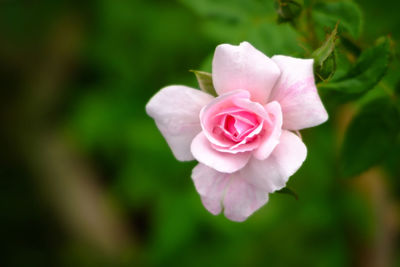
146, 42, 328, 222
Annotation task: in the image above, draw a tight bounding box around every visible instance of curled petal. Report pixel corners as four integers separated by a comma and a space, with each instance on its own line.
146, 85, 214, 161
212, 42, 281, 104
191, 132, 251, 173
211, 129, 262, 154
253, 101, 283, 160
200, 90, 251, 148
233, 97, 268, 119
270, 55, 328, 130
200, 90, 269, 154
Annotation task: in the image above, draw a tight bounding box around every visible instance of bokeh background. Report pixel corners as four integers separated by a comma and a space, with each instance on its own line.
1, 0, 400, 266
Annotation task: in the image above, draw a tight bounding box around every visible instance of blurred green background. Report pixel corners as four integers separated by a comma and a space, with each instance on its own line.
1, 0, 400, 266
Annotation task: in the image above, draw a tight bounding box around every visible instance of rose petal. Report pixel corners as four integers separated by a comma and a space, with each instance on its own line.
192, 164, 271, 222
217, 113, 258, 143
253, 101, 283, 160
146, 85, 214, 161
270, 55, 328, 130
191, 132, 251, 173
233, 97, 268, 119
211, 134, 261, 154
223, 173, 269, 222
212, 42, 281, 104
200, 90, 250, 148
191, 163, 230, 215
243, 130, 307, 193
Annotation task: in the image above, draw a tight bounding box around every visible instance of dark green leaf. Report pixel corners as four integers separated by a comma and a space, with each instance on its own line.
340, 35, 362, 57
190, 70, 217, 96
276, 187, 299, 200
312, 1, 363, 38
319, 37, 391, 96
340, 96, 400, 177
312, 24, 338, 82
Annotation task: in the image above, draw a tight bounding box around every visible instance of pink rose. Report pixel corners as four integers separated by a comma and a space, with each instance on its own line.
146, 42, 328, 222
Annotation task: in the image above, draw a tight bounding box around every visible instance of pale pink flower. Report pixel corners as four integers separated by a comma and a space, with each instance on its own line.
146, 42, 328, 222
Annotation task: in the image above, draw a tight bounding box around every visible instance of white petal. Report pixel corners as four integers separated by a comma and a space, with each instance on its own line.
146, 85, 214, 161
270, 55, 328, 130
192, 163, 230, 215
212, 42, 281, 104
223, 173, 269, 222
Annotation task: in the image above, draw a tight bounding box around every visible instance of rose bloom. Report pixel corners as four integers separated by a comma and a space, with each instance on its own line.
146, 42, 328, 222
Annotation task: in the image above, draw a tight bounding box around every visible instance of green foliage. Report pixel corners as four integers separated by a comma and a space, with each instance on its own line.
180, 0, 303, 56
312, 24, 338, 82
319, 38, 391, 96
312, 1, 363, 39
274, 0, 302, 23
340, 96, 400, 177
190, 70, 217, 96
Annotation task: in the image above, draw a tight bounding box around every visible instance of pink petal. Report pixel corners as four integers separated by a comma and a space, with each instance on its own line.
191, 132, 251, 173
253, 101, 283, 160
223, 173, 269, 222
233, 96, 268, 119
200, 90, 250, 148
211, 135, 261, 154
242, 130, 307, 193
216, 113, 258, 143
212, 42, 281, 104
146, 85, 214, 161
191, 163, 230, 215
270, 55, 328, 130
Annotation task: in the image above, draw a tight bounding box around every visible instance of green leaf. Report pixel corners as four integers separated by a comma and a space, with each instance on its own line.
319, 37, 391, 96
340, 96, 400, 177
190, 70, 217, 96
312, 1, 363, 39
276, 187, 299, 200
312, 23, 338, 82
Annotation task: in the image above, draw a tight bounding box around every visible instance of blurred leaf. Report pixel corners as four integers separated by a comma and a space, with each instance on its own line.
340, 35, 362, 57
274, 0, 302, 23
190, 70, 217, 96
319, 37, 391, 96
180, 0, 303, 56
340, 96, 400, 177
276, 187, 299, 200
179, 0, 247, 21
312, 23, 338, 82
312, 1, 362, 39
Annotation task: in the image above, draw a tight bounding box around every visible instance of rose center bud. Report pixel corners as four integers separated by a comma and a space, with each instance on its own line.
217, 110, 259, 143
